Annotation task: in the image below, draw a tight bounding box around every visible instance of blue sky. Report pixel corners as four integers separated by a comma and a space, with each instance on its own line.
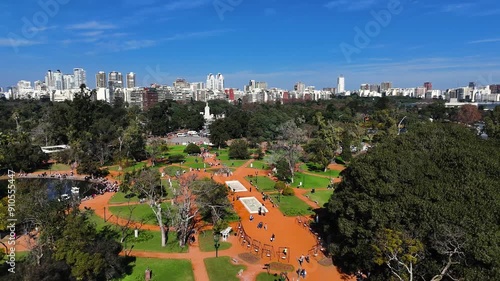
1, 0, 500, 91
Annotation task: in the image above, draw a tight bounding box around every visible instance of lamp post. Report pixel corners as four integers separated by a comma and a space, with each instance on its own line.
214, 232, 221, 258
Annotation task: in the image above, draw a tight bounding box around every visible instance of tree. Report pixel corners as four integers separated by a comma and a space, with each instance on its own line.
484, 106, 500, 140
125, 169, 171, 247
209, 119, 230, 148
325, 122, 500, 280
372, 229, 424, 281
305, 113, 342, 171
455, 104, 482, 125
192, 180, 232, 231
147, 139, 169, 165
184, 143, 201, 155
273, 120, 306, 183
228, 139, 250, 160
171, 175, 199, 247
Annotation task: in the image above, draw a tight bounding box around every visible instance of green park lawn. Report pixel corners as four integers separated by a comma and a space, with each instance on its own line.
244, 176, 276, 192
117, 258, 194, 281
108, 162, 147, 172
305, 190, 334, 207
249, 160, 270, 170
220, 159, 248, 168
299, 163, 341, 178
109, 192, 140, 204
108, 204, 172, 225
86, 212, 187, 253
125, 230, 188, 253
204, 256, 246, 281
290, 172, 331, 189
48, 163, 72, 171
271, 195, 315, 217
167, 145, 189, 155
198, 230, 232, 252
256, 272, 284, 281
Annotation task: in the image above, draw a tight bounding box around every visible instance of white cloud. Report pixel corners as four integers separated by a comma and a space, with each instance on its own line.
0, 38, 42, 47
67, 21, 117, 30
468, 38, 500, 44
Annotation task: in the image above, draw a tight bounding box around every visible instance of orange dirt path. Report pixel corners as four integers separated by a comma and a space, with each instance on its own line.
52, 155, 352, 281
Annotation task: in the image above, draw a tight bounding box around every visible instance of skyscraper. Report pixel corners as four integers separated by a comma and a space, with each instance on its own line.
380, 82, 393, 92
45, 70, 54, 90
63, 74, 75, 90
53, 70, 63, 90
126, 72, 136, 88
337, 75, 345, 93
424, 82, 432, 91
108, 71, 123, 88
73, 68, 87, 88
96, 71, 107, 88
206, 73, 224, 91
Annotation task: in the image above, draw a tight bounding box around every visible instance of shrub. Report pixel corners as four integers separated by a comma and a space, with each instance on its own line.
282, 187, 295, 196
184, 143, 201, 155
168, 154, 185, 163
274, 181, 286, 192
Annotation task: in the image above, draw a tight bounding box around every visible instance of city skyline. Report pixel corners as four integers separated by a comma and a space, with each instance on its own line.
1, 0, 500, 90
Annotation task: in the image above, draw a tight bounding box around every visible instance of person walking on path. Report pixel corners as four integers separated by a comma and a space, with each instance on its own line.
270, 233, 275, 242
298, 255, 304, 267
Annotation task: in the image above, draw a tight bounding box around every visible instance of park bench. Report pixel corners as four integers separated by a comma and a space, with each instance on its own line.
221, 226, 232, 241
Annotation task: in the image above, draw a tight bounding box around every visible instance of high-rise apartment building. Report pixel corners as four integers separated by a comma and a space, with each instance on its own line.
63, 74, 75, 90
490, 84, 500, 94
380, 82, 393, 92
126, 72, 136, 88
294, 82, 306, 93
45, 70, 54, 90
96, 71, 107, 88
206, 73, 224, 91
73, 68, 86, 88
108, 71, 123, 88
53, 70, 63, 90
337, 75, 345, 93
424, 82, 432, 91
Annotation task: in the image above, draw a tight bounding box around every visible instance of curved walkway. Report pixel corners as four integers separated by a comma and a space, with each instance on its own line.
77, 155, 351, 281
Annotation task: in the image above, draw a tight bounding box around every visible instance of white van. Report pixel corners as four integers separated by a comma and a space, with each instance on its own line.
187, 131, 198, 136
176, 133, 186, 137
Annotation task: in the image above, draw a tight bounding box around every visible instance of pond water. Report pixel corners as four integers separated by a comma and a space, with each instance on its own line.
0, 178, 97, 200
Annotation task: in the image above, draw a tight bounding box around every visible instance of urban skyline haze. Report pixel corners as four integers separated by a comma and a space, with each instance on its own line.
1, 0, 500, 90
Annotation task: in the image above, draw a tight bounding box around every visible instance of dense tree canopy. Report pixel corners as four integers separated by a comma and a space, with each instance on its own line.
325, 122, 500, 280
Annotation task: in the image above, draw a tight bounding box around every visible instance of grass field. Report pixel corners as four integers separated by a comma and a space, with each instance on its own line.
108, 204, 173, 225
299, 163, 342, 178
198, 230, 232, 252
125, 230, 188, 253
249, 160, 270, 170
109, 192, 141, 204
220, 159, 248, 168
244, 176, 276, 192
86, 212, 187, 253
305, 190, 334, 207
271, 195, 315, 217
290, 172, 331, 189
108, 162, 147, 172
256, 272, 284, 281
117, 258, 194, 281
204, 256, 246, 281
48, 163, 72, 171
